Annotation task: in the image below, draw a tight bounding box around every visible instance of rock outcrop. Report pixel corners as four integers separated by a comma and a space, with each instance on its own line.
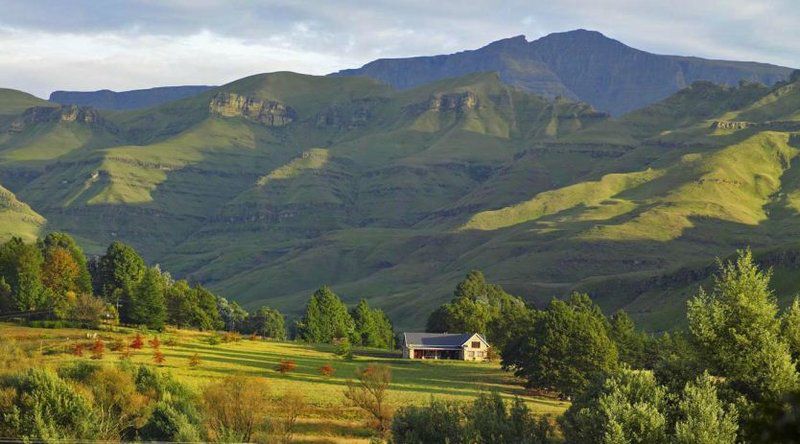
209, 93, 296, 127
8, 105, 103, 132
407, 91, 478, 115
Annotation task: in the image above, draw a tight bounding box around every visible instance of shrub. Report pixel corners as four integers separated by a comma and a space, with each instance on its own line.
277, 360, 297, 374
90, 338, 105, 360
319, 363, 335, 377
164, 337, 178, 347
130, 333, 144, 350
153, 350, 166, 366
335, 337, 353, 360
392, 399, 469, 444
207, 334, 222, 346
109, 339, 125, 352
202, 375, 270, 442
344, 364, 393, 435
0, 368, 98, 440
223, 331, 242, 343
148, 336, 161, 349
188, 353, 201, 369
72, 342, 84, 357
88, 366, 149, 440
139, 400, 202, 443
57, 360, 100, 382
272, 390, 306, 444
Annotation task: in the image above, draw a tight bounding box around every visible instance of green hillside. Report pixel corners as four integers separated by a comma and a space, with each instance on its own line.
1, 71, 800, 329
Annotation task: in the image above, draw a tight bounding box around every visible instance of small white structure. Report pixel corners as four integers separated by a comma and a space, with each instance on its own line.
401, 332, 489, 361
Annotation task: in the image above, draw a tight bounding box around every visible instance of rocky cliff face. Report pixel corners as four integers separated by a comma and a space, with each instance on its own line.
209, 93, 296, 126
407, 92, 478, 115
8, 105, 103, 132
333, 29, 794, 116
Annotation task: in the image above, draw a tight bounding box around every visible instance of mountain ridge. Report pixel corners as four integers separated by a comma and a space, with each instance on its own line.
333, 29, 794, 115
49, 85, 215, 111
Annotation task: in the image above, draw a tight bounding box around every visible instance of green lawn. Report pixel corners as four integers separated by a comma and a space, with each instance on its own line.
1, 323, 567, 443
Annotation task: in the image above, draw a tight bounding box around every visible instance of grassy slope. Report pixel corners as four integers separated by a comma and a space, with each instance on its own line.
2, 323, 566, 443
2, 74, 800, 330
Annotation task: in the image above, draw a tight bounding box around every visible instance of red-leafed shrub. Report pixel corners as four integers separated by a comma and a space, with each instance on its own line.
130, 333, 144, 350
277, 359, 297, 374
90, 338, 104, 360
319, 363, 335, 377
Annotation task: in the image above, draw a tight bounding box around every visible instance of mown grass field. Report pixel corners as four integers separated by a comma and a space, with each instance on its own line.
0, 322, 567, 443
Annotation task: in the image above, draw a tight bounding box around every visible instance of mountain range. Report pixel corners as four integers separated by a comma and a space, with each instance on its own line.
49, 30, 793, 116
2, 30, 800, 330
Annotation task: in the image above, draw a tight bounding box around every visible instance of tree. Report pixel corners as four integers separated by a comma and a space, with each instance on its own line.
502, 293, 618, 397
426, 270, 528, 347
560, 368, 669, 444
128, 267, 166, 329
783, 297, 800, 364
609, 310, 650, 368
297, 286, 354, 343
41, 232, 92, 293
193, 286, 223, 330
469, 392, 552, 443
165, 280, 194, 329
0, 237, 48, 311
392, 399, 470, 444
248, 306, 286, 340
674, 373, 738, 444
41, 247, 80, 296
687, 249, 798, 401
93, 241, 145, 310
351, 299, 394, 348
217, 296, 248, 332
344, 364, 393, 435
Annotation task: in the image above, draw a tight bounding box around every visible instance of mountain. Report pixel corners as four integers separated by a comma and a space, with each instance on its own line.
2, 70, 800, 331
49, 85, 215, 111
333, 29, 794, 116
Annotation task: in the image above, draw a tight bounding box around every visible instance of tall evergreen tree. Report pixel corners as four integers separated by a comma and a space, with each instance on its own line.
297, 286, 354, 343
351, 299, 395, 349
128, 267, 166, 329
687, 249, 798, 400
93, 241, 146, 310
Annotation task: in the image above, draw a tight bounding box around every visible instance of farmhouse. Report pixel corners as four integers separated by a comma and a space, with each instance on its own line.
401, 332, 489, 361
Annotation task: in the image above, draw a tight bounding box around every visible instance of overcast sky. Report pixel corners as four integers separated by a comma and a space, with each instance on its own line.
1, 0, 798, 98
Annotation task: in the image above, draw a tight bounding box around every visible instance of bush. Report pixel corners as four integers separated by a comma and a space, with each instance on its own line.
335, 337, 353, 360
319, 363, 335, 377
57, 360, 100, 382
223, 331, 241, 343
139, 400, 202, 442
188, 353, 201, 369
90, 338, 105, 360
344, 364, 393, 435
277, 360, 297, 374
148, 336, 161, 349
207, 334, 222, 346
202, 375, 270, 442
130, 333, 144, 350
0, 368, 98, 440
392, 399, 469, 444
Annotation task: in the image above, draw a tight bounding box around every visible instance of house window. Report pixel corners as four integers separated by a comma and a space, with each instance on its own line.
471, 341, 480, 348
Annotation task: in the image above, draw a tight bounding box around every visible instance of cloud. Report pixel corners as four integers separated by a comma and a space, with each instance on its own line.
0, 0, 797, 97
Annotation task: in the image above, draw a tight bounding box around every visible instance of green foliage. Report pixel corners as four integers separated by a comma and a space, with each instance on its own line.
351, 299, 394, 348
688, 249, 798, 400
0, 237, 48, 311
561, 368, 669, 444
297, 286, 355, 343
674, 373, 738, 444
426, 271, 528, 348
392, 392, 552, 444
502, 293, 618, 397
216, 296, 248, 332
93, 241, 146, 307
782, 297, 800, 364
247, 305, 286, 339
128, 267, 167, 329
609, 310, 650, 369
166, 281, 223, 331
0, 368, 98, 441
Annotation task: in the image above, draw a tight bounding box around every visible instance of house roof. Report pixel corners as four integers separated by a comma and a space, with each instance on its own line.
402, 332, 488, 349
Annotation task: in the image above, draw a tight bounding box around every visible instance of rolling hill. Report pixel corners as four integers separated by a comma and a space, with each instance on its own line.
1, 70, 800, 330
333, 29, 794, 116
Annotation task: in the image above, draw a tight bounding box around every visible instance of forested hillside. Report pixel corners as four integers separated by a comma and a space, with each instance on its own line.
2, 70, 800, 328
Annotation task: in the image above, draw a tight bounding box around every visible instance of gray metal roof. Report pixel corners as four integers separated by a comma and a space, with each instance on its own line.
402, 332, 488, 349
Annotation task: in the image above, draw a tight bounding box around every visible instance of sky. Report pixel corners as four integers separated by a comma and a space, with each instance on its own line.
1, 0, 798, 98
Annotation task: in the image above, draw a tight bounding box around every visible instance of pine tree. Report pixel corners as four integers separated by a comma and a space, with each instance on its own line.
297, 286, 354, 343
129, 268, 166, 330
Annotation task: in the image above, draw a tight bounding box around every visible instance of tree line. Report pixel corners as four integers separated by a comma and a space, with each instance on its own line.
0, 234, 396, 349
419, 250, 800, 442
